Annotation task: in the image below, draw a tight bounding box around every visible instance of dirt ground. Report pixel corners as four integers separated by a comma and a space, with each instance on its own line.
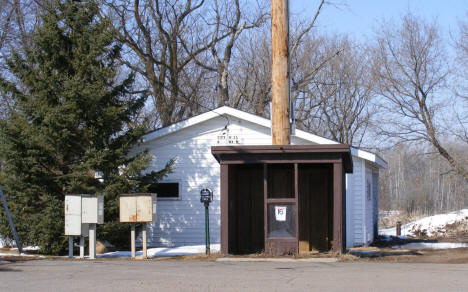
347, 247, 468, 264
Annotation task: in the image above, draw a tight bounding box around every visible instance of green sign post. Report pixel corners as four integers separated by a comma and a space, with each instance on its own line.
200, 188, 213, 254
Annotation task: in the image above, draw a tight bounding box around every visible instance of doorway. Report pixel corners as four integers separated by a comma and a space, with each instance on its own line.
227, 164, 264, 254
298, 164, 333, 253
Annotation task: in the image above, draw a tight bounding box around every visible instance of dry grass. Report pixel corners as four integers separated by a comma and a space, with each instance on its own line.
379, 211, 425, 229
430, 219, 468, 241
163, 252, 222, 261
339, 253, 360, 262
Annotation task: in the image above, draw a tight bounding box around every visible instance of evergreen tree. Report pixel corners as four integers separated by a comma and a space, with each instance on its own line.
0, 0, 171, 254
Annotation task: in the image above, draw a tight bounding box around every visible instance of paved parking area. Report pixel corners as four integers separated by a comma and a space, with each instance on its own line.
1, 259, 467, 291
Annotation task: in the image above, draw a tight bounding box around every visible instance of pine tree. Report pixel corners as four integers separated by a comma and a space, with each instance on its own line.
0, 0, 171, 254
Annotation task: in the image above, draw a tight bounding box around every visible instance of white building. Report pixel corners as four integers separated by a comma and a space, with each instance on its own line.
134, 106, 387, 249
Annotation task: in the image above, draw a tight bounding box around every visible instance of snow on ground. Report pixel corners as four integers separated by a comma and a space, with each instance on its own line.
98, 244, 221, 259
0, 252, 45, 257
380, 209, 468, 237
391, 242, 468, 250
10, 246, 40, 251
379, 235, 407, 241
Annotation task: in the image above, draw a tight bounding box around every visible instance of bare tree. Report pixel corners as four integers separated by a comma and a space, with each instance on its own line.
103, 0, 267, 126
193, 0, 268, 107
373, 13, 468, 182
379, 144, 467, 215
103, 0, 211, 126
294, 36, 375, 146
452, 16, 468, 145
229, 27, 272, 116
0, 0, 39, 118
228, 0, 334, 117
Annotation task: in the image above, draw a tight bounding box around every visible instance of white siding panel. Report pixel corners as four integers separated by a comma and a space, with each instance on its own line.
351, 158, 365, 246
362, 163, 379, 245
346, 173, 353, 248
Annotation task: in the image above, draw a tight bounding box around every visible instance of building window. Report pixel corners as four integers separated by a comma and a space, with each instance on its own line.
148, 182, 180, 199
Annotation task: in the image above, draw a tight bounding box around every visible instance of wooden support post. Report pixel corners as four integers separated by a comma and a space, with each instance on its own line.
271, 0, 290, 145
220, 164, 229, 254
142, 223, 147, 259
68, 236, 73, 258
333, 163, 343, 253
79, 236, 85, 258
89, 224, 96, 259
131, 223, 136, 259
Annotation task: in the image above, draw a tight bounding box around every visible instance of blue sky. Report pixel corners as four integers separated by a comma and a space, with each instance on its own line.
290, 0, 468, 39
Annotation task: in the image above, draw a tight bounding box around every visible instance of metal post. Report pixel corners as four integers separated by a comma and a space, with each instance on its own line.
68, 236, 74, 258
79, 236, 85, 258
89, 223, 96, 259
142, 222, 147, 259
396, 221, 401, 236
205, 202, 210, 254
0, 185, 23, 254
131, 223, 136, 259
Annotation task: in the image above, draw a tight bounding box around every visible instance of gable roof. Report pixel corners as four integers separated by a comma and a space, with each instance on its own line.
142, 106, 387, 169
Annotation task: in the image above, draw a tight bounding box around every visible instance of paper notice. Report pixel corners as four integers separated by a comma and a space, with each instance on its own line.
275, 206, 287, 221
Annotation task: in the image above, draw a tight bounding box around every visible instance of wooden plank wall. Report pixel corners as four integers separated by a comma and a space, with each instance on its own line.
228, 164, 264, 254
298, 164, 333, 253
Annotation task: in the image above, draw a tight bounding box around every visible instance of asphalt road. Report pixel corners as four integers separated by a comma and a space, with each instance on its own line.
1, 259, 467, 291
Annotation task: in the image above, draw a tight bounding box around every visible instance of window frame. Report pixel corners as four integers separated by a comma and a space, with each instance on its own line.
149, 181, 181, 201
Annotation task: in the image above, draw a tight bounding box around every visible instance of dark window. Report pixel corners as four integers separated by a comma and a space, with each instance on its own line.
148, 182, 179, 199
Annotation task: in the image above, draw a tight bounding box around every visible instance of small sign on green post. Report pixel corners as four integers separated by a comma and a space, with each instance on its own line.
200, 188, 213, 254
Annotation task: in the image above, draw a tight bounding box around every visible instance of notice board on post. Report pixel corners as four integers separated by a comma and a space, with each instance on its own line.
119, 194, 157, 223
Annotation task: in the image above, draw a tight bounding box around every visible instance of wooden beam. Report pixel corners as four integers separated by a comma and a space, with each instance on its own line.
220, 164, 229, 254
333, 162, 344, 253
263, 164, 268, 253
271, 0, 290, 145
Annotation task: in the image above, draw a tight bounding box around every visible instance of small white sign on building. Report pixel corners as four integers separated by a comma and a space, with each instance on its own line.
275, 206, 287, 222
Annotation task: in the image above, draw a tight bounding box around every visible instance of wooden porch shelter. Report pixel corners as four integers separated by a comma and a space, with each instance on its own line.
212, 145, 353, 255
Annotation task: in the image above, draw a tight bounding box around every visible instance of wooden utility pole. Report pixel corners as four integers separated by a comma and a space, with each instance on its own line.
271, 0, 290, 145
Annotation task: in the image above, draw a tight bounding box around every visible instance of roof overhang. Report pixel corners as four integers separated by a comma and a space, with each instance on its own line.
350, 147, 387, 169
212, 144, 353, 173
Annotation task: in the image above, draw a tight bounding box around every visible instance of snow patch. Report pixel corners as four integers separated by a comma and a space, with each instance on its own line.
0, 252, 45, 257
391, 242, 468, 250
349, 249, 379, 254
11, 246, 40, 251
380, 209, 468, 237
97, 244, 221, 259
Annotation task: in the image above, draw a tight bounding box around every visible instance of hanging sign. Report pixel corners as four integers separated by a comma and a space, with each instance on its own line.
275, 206, 287, 221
